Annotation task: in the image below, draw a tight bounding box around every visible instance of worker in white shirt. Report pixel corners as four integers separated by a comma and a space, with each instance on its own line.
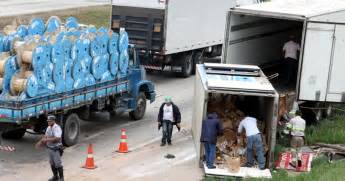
282, 35, 300, 85
157, 96, 181, 146
238, 114, 265, 170
286, 110, 306, 148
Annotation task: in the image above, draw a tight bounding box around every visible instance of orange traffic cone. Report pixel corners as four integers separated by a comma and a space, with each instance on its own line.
82, 144, 97, 169
117, 128, 129, 153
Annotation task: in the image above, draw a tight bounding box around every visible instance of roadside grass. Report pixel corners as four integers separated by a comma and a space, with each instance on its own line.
0, 5, 111, 29
305, 115, 345, 145
58, 6, 111, 28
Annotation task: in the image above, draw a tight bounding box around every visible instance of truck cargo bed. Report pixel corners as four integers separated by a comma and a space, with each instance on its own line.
0, 78, 128, 123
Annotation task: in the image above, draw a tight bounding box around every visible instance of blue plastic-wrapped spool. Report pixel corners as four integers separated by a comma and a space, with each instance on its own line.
65, 29, 81, 38
81, 38, 91, 58
72, 59, 85, 80
109, 51, 119, 76
1, 56, 18, 92
45, 63, 55, 91
91, 54, 109, 80
2, 35, 14, 52
25, 74, 39, 97
62, 37, 73, 59
0, 35, 3, 52
66, 17, 79, 30
108, 32, 119, 54
100, 71, 113, 82
83, 55, 92, 73
65, 76, 74, 91
90, 34, 101, 57
85, 73, 96, 86
53, 60, 64, 84
54, 79, 65, 93
119, 51, 129, 78
73, 77, 85, 89
64, 57, 74, 91
16, 25, 28, 39
28, 18, 45, 36
71, 38, 83, 60
51, 43, 63, 63
46, 16, 61, 33
97, 28, 109, 54
71, 38, 90, 60
64, 57, 73, 78
44, 44, 52, 63
118, 29, 129, 52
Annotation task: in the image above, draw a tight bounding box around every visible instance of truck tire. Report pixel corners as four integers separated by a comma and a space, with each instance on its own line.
192, 51, 204, 74
129, 92, 147, 120
62, 113, 80, 146
2, 128, 26, 139
181, 52, 193, 78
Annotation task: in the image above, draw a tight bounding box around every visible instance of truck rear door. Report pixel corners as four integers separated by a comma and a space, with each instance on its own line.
325, 25, 345, 102
298, 23, 345, 102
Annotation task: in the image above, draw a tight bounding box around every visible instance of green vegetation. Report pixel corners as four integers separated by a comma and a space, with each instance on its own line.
59, 6, 111, 28
305, 115, 345, 145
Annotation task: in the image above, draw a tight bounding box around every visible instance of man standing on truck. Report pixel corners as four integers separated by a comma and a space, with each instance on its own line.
41, 115, 64, 181
282, 35, 300, 85
200, 113, 223, 169
286, 110, 306, 148
158, 96, 181, 146
238, 114, 265, 170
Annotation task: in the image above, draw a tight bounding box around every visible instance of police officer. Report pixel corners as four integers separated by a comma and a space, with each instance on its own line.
41, 115, 64, 181
286, 110, 306, 148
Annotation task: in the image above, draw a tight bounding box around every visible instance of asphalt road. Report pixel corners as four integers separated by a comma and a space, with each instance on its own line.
0, 72, 202, 181
0, 0, 109, 17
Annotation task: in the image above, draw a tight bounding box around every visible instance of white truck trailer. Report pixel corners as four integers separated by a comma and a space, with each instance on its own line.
222, 0, 345, 119
192, 63, 277, 178
111, 0, 264, 77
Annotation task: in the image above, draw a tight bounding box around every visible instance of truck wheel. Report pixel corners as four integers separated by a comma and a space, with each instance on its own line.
62, 113, 80, 146
192, 51, 204, 74
129, 92, 147, 120
181, 52, 193, 77
2, 128, 26, 139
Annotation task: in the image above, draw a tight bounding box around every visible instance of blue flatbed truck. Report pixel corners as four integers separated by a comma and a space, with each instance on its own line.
0, 46, 155, 146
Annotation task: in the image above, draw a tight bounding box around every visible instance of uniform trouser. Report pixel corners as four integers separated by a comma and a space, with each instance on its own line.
291, 136, 304, 148
285, 59, 298, 85
246, 134, 266, 169
162, 120, 173, 144
203, 142, 216, 167
48, 148, 62, 168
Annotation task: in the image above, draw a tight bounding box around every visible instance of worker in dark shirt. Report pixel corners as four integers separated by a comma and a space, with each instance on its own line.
200, 113, 223, 169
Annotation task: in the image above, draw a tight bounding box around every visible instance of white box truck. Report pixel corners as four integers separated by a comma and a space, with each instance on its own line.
111, 0, 264, 77
192, 63, 278, 178
222, 0, 345, 119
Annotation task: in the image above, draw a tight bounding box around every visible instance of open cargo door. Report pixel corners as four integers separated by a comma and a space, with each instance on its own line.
326, 25, 345, 102
298, 23, 334, 101
299, 23, 345, 102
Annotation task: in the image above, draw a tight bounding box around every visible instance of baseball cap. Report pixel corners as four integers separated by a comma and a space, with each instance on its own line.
47, 115, 56, 121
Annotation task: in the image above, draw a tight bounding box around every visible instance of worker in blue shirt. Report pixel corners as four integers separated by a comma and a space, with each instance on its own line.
200, 113, 223, 169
